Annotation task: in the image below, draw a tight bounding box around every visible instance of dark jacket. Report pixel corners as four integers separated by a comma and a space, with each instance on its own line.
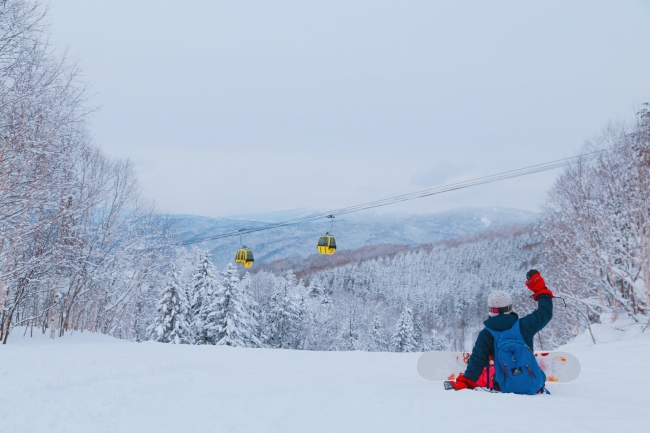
463, 294, 553, 382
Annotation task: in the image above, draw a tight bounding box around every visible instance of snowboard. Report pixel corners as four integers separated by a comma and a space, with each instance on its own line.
417, 350, 580, 383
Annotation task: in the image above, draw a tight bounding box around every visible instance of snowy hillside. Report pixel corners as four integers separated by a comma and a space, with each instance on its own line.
1, 327, 648, 433
175, 207, 537, 267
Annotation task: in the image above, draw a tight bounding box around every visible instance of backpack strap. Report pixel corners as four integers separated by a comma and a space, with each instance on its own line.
486, 319, 526, 346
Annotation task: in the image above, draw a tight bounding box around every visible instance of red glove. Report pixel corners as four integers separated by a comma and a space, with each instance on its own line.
449, 374, 476, 391
525, 270, 554, 301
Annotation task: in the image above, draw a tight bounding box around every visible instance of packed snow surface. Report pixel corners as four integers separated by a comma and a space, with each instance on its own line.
1, 327, 648, 433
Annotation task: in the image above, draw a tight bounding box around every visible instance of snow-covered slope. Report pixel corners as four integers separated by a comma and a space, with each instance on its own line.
1, 328, 647, 433
175, 207, 537, 268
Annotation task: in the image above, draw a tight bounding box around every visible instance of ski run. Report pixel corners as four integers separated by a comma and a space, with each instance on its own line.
1, 322, 648, 433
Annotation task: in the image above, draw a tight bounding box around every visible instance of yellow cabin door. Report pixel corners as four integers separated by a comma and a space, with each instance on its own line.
318, 236, 335, 255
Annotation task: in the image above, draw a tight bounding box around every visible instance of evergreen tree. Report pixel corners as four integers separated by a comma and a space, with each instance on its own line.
391, 305, 417, 352
190, 250, 219, 344
308, 281, 325, 298
342, 298, 362, 350
368, 313, 388, 352
300, 292, 338, 350
264, 272, 305, 349
428, 329, 447, 351
147, 267, 192, 344
239, 273, 265, 344
321, 295, 333, 307
295, 286, 311, 349
204, 264, 260, 347
413, 316, 426, 351
307, 296, 337, 350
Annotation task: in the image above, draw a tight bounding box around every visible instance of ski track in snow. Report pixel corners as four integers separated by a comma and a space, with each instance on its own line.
0, 330, 648, 433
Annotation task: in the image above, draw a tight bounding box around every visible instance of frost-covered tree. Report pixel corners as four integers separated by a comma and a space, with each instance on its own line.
413, 316, 426, 351
263, 272, 306, 349
308, 281, 325, 298
540, 106, 650, 328
391, 306, 417, 352
147, 268, 192, 344
428, 329, 447, 351
302, 294, 338, 350
189, 250, 219, 344
204, 264, 260, 347
0, 0, 178, 344
341, 297, 363, 350
367, 313, 388, 352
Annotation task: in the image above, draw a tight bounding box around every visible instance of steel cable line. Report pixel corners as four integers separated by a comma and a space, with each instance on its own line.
182, 150, 606, 245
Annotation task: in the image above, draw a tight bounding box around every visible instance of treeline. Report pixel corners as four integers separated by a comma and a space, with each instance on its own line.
295, 227, 569, 351
0, 1, 176, 343
150, 229, 556, 352
149, 248, 443, 351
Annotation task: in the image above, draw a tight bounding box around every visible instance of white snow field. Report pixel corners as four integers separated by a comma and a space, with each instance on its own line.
1, 326, 649, 433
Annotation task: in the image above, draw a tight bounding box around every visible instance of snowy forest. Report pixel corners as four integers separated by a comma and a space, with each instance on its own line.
1, 0, 649, 352
151, 229, 559, 352
0, 1, 178, 344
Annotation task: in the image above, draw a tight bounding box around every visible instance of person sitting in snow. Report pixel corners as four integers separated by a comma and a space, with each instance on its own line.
449, 269, 553, 394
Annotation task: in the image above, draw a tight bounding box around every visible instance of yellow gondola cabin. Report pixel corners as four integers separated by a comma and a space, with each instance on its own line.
235, 248, 254, 268
317, 235, 336, 255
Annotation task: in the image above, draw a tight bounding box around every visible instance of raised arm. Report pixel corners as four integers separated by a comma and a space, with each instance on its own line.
520, 270, 554, 335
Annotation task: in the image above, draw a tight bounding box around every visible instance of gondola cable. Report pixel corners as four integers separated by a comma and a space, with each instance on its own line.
183, 149, 608, 246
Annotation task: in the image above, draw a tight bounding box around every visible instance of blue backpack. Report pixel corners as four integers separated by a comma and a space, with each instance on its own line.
486, 319, 546, 395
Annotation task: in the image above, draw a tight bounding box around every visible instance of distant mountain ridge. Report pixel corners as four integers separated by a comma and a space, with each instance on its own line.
173, 207, 538, 269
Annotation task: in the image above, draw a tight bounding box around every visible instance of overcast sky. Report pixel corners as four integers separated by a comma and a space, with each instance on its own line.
48, 1, 650, 218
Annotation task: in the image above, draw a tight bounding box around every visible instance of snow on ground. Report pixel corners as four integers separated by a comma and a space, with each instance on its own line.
1, 326, 649, 433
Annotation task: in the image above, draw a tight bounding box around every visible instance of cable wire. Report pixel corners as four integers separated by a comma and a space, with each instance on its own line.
182, 150, 605, 245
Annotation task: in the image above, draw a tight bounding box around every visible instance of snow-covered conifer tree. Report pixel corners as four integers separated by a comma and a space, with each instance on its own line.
367, 313, 388, 351
147, 267, 192, 344
189, 250, 219, 344
391, 305, 417, 352
413, 316, 426, 351
428, 329, 447, 351
302, 293, 338, 350
204, 264, 260, 347
308, 281, 325, 298
263, 272, 305, 349
341, 297, 364, 350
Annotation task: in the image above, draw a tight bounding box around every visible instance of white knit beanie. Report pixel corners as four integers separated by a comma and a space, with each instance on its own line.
487, 291, 513, 317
